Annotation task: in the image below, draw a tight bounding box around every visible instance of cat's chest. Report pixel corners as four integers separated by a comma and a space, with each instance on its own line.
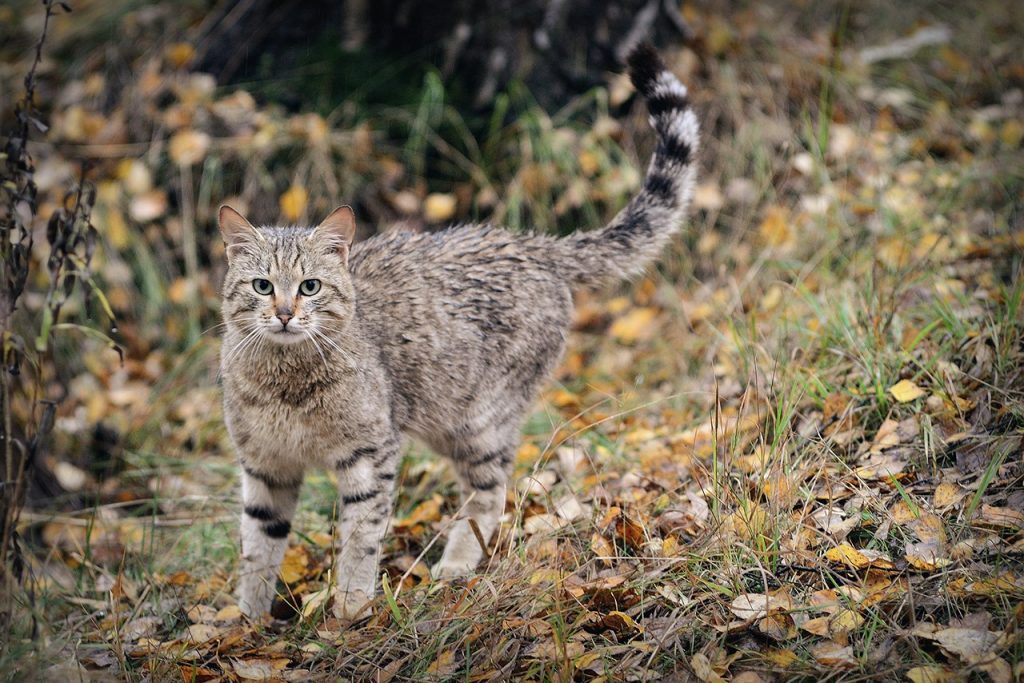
223, 376, 364, 462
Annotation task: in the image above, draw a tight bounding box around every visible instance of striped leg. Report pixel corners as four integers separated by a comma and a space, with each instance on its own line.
333, 439, 400, 620
237, 466, 302, 618
433, 443, 513, 579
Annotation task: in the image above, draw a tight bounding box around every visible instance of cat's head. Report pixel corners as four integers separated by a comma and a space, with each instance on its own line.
218, 205, 357, 346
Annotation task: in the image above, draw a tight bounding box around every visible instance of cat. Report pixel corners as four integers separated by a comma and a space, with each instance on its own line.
219, 44, 699, 620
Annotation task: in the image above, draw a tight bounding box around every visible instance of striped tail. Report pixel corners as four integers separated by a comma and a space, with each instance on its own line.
565, 44, 699, 289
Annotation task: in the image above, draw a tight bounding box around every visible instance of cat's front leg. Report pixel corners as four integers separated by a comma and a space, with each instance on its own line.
332, 437, 400, 620
237, 463, 302, 618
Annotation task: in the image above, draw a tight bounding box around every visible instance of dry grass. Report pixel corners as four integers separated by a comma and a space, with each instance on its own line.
2, 0, 1023, 681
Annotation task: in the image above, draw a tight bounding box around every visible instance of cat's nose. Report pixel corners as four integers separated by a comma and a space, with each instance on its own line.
276, 309, 293, 326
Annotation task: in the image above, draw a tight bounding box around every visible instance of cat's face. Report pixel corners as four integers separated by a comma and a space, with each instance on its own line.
219, 206, 357, 348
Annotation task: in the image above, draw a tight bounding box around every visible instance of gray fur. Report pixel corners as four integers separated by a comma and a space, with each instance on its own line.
220, 45, 699, 620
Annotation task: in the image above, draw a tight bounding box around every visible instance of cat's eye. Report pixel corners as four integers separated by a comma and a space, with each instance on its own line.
298, 279, 321, 296
252, 279, 274, 295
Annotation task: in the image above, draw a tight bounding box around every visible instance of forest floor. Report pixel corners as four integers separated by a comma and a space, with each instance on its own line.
2, 1, 1023, 681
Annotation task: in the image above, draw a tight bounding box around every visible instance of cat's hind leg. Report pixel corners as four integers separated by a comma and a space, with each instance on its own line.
237, 465, 302, 618
433, 427, 516, 579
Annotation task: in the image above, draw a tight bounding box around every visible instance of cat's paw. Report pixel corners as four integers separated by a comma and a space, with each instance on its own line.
332, 589, 371, 621
238, 594, 272, 620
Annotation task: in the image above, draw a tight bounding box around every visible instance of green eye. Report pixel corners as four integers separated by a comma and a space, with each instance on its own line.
252, 279, 273, 295
299, 279, 321, 296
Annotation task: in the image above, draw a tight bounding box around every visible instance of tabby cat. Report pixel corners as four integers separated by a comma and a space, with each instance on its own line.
220, 45, 699, 620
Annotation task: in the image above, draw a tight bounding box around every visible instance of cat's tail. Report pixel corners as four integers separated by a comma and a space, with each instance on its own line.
563, 44, 699, 289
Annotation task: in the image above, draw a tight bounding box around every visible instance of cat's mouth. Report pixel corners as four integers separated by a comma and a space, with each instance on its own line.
265, 326, 308, 345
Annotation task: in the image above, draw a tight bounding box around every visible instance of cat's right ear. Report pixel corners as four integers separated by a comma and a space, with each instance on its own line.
218, 206, 259, 260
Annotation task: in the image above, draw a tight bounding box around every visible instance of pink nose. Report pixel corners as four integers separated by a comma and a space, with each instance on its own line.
277, 312, 292, 326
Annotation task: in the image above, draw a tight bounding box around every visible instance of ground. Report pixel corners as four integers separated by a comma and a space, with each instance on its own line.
1, 1, 1022, 681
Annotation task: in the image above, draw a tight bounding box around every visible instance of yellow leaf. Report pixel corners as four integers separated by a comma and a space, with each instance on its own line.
1001, 119, 1023, 148
279, 185, 308, 222
889, 379, 926, 403
424, 193, 457, 222
279, 545, 310, 584
829, 609, 865, 636
906, 665, 956, 683
763, 648, 798, 667
165, 42, 195, 68
757, 205, 792, 247
933, 482, 965, 508
301, 587, 331, 619
515, 442, 541, 464
609, 307, 659, 343
578, 150, 599, 176
825, 542, 894, 569
214, 605, 242, 622
168, 129, 211, 166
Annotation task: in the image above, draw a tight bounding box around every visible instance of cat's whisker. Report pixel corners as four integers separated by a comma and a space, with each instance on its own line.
307, 330, 330, 374
202, 317, 258, 338
222, 327, 263, 367
309, 327, 344, 355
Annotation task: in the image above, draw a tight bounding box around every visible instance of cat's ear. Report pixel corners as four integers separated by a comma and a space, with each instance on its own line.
315, 206, 357, 264
218, 206, 260, 260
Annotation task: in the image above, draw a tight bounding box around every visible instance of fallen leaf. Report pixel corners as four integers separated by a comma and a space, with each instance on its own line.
424, 193, 457, 222
230, 658, 289, 681
933, 482, 966, 508
168, 129, 211, 166
609, 307, 659, 343
426, 650, 456, 676
913, 626, 1003, 659
279, 185, 308, 222
185, 623, 224, 644
810, 641, 856, 667
905, 665, 956, 683
279, 545, 311, 584
690, 652, 726, 683
825, 543, 895, 569
889, 379, 926, 403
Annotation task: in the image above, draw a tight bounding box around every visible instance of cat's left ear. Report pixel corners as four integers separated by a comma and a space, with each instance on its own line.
315, 206, 357, 265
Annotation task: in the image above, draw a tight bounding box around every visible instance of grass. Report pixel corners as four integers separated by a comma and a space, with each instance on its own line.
2, 0, 1023, 680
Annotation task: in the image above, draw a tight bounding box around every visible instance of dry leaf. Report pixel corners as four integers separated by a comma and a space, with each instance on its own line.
168, 129, 210, 166
690, 653, 726, 683
905, 665, 956, 683
825, 543, 895, 569
279, 545, 311, 584
279, 185, 308, 222
426, 650, 456, 676
810, 641, 856, 667
424, 193, 457, 222
889, 379, 926, 403
609, 307, 659, 343
914, 627, 1003, 659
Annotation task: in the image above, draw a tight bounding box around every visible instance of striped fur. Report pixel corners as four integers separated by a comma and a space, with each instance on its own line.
221, 44, 700, 621
567, 44, 699, 287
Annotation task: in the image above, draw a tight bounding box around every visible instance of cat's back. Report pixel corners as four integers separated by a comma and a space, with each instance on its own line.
348, 223, 558, 284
